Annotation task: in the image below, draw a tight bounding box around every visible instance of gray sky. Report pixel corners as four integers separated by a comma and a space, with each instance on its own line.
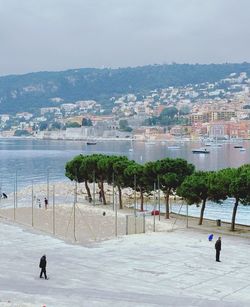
0, 0, 250, 76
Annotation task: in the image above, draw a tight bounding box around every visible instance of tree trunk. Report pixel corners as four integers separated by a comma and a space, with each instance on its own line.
118, 185, 123, 209
198, 199, 206, 225
85, 180, 92, 202
231, 198, 239, 231
100, 180, 106, 205
165, 189, 170, 219
140, 187, 144, 211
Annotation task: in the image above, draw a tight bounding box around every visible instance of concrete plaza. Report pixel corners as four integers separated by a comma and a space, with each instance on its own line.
0, 219, 249, 306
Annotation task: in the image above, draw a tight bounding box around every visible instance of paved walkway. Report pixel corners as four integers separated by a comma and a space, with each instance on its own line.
0, 219, 250, 306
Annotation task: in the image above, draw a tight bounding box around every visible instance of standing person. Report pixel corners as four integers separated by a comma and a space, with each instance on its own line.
39, 255, 48, 279
215, 237, 222, 262
44, 197, 48, 210
37, 198, 41, 208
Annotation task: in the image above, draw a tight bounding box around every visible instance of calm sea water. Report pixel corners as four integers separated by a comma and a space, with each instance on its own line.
0, 138, 249, 224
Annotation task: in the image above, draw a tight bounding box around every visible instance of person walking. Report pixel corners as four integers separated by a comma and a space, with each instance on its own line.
39, 255, 48, 279
215, 237, 222, 262
44, 197, 48, 210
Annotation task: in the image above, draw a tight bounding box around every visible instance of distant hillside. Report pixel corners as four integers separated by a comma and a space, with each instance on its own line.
1, 63, 250, 114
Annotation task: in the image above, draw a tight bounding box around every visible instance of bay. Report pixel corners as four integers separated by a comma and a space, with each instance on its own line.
0, 138, 249, 225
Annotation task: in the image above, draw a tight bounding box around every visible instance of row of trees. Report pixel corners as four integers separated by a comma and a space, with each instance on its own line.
65, 154, 250, 231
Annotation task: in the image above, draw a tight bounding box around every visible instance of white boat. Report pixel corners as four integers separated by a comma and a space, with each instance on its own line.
168, 145, 181, 150
129, 148, 133, 152
240, 148, 246, 152
145, 141, 156, 145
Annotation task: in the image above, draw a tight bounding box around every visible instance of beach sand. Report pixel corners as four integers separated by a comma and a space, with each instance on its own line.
0, 181, 173, 244
0, 181, 249, 245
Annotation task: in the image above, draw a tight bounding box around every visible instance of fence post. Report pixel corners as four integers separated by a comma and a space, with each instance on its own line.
158, 176, 161, 221
13, 178, 16, 221
93, 171, 96, 206
47, 167, 50, 203
53, 184, 55, 235
153, 182, 156, 232
115, 188, 118, 237
15, 169, 18, 208
126, 215, 128, 235
112, 173, 115, 211
73, 181, 77, 241
31, 180, 34, 227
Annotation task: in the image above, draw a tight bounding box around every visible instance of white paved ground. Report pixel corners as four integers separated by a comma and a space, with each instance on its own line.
0, 220, 250, 307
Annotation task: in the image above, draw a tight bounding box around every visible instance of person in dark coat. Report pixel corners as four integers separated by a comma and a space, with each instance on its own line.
39, 255, 48, 279
44, 197, 48, 210
215, 237, 222, 262
2, 193, 7, 199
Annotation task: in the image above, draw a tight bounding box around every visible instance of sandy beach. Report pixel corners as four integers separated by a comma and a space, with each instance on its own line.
1, 181, 250, 244
0, 181, 174, 244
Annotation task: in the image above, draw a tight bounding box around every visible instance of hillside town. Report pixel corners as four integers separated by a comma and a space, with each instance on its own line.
0, 72, 250, 141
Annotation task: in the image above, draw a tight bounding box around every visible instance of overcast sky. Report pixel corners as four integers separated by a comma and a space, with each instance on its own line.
0, 0, 250, 76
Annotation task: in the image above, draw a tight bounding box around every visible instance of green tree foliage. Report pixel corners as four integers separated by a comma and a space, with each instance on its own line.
65, 154, 249, 229
3, 63, 250, 114
109, 156, 132, 209
227, 165, 250, 231
125, 161, 148, 211
119, 119, 132, 132
50, 121, 62, 130
82, 118, 93, 126
144, 107, 188, 126
66, 122, 81, 128
156, 158, 195, 219
13, 129, 31, 136
177, 171, 217, 225
39, 122, 48, 131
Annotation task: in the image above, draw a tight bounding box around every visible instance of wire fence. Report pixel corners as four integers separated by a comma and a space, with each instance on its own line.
0, 181, 170, 244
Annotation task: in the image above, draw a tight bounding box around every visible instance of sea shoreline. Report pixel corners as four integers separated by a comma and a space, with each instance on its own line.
0, 181, 249, 245
1, 135, 250, 144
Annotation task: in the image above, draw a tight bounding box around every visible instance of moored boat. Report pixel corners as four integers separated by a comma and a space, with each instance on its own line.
192, 148, 210, 154
168, 145, 181, 150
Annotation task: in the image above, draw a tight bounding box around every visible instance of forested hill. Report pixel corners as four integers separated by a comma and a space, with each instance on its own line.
1, 63, 250, 114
